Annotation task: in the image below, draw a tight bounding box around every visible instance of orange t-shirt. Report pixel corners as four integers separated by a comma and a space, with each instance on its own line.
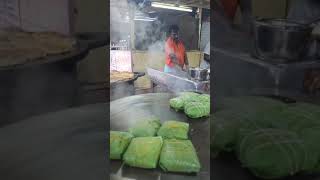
165, 37, 186, 67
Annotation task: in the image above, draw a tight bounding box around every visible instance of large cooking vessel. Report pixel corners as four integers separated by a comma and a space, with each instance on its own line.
253, 18, 313, 62
110, 93, 210, 180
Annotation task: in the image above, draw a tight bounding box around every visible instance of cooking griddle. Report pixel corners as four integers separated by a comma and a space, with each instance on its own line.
0, 32, 108, 71
0, 103, 107, 180
110, 93, 210, 180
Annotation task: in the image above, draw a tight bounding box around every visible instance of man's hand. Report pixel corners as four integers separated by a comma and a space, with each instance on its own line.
169, 53, 178, 64
183, 64, 189, 71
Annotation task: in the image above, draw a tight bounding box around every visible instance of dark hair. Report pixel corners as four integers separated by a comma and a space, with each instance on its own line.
168, 25, 179, 33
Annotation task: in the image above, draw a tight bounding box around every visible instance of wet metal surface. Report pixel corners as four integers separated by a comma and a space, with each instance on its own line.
0, 103, 107, 180
110, 93, 210, 180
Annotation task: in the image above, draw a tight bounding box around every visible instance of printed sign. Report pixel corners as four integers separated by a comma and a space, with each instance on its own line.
110, 50, 132, 72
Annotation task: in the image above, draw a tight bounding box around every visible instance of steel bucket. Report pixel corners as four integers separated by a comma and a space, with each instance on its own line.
253, 18, 313, 62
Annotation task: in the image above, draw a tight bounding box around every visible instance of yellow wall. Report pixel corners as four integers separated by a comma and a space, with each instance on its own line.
132, 50, 203, 89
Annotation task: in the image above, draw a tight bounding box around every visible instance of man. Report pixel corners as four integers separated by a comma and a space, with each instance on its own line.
164, 25, 189, 74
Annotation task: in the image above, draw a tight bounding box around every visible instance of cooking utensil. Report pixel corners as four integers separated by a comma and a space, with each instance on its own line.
253, 18, 314, 62
110, 93, 210, 180
110, 72, 145, 86
188, 67, 209, 81
110, 72, 145, 101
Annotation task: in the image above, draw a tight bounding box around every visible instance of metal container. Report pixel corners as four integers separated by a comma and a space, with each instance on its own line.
253, 18, 313, 62
188, 67, 208, 81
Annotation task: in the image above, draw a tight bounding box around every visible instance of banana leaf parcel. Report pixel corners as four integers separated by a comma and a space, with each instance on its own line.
159, 139, 201, 173
110, 131, 133, 160
128, 118, 161, 137
184, 101, 210, 118
169, 97, 185, 111
197, 94, 210, 102
123, 136, 163, 169
211, 96, 320, 179
157, 121, 189, 139
236, 128, 307, 179
179, 92, 200, 103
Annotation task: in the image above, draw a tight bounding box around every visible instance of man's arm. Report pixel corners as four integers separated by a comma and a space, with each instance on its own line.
184, 52, 189, 70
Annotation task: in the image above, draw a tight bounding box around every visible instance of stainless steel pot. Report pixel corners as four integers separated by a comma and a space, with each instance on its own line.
253, 18, 313, 62
188, 67, 208, 81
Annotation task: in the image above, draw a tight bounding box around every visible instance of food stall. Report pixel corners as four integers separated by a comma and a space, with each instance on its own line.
110, 0, 210, 97
110, 0, 211, 180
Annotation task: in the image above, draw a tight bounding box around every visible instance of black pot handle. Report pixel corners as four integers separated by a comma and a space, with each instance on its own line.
135, 72, 145, 78
76, 32, 109, 50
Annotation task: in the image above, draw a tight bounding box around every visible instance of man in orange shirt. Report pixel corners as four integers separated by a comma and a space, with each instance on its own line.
164, 25, 189, 74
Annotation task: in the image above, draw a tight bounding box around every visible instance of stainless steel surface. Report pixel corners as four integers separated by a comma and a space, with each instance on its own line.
110, 93, 210, 180
147, 68, 209, 93
214, 47, 320, 70
253, 18, 313, 62
188, 68, 197, 79
188, 68, 208, 81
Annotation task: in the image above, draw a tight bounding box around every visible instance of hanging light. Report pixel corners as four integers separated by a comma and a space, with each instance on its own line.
151, 2, 192, 12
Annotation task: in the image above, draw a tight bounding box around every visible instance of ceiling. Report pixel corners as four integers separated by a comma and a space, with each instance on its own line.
110, 0, 210, 23
110, 0, 210, 10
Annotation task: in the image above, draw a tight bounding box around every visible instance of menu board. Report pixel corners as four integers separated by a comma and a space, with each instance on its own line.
0, 0, 20, 28
110, 50, 132, 72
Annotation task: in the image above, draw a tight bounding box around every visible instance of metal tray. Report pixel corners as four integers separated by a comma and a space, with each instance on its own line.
0, 32, 108, 71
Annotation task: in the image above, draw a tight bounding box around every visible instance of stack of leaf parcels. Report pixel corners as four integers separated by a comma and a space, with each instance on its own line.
110, 118, 201, 173
170, 92, 210, 118
211, 96, 320, 179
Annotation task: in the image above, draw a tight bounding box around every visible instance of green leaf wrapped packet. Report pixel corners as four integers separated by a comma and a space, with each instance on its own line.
123, 136, 163, 169
184, 101, 210, 118
236, 128, 307, 179
157, 121, 189, 139
129, 118, 161, 137
197, 94, 210, 102
179, 92, 200, 103
178, 92, 200, 97
159, 139, 201, 173
169, 97, 185, 111
299, 126, 320, 173
110, 131, 133, 160
211, 115, 241, 154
